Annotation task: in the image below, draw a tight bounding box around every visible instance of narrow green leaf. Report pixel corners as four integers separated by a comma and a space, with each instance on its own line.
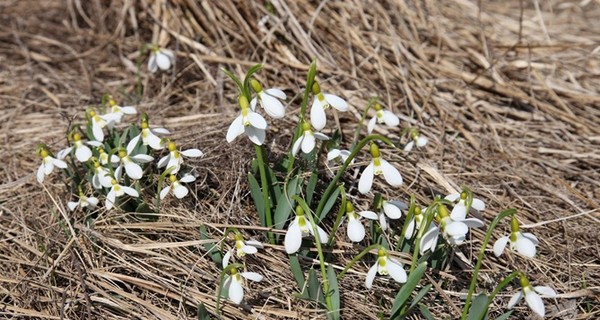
407, 284, 432, 313
494, 310, 513, 320
319, 186, 340, 221
327, 266, 340, 320
199, 224, 221, 265
308, 268, 324, 304
289, 255, 305, 291
196, 302, 210, 320
390, 261, 427, 317
274, 176, 300, 229
221, 68, 243, 94
306, 171, 319, 207
467, 293, 489, 320
242, 64, 264, 99
418, 304, 435, 320
247, 172, 265, 226
266, 165, 282, 204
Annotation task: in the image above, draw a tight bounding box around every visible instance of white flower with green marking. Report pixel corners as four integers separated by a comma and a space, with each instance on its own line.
508, 275, 556, 318
158, 141, 203, 174
91, 160, 113, 189
284, 206, 329, 254
96, 146, 119, 166
128, 113, 169, 151
494, 216, 538, 258
160, 174, 196, 199
292, 121, 329, 156
403, 129, 428, 152
358, 143, 403, 194
327, 148, 352, 164
249, 79, 286, 119
231, 232, 263, 257
87, 109, 109, 142
114, 148, 154, 180
309, 82, 348, 131
367, 103, 399, 134
148, 47, 175, 73
58, 132, 102, 163
345, 202, 377, 242
103, 96, 137, 126
445, 191, 486, 220
36, 145, 68, 183
221, 251, 263, 305
67, 192, 99, 211
359, 199, 406, 231
226, 95, 267, 145
105, 179, 139, 210
365, 248, 407, 289
420, 204, 484, 254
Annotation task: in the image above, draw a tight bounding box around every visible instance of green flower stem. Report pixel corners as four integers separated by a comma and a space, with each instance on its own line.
315, 134, 394, 220
337, 244, 382, 280
255, 144, 274, 244
215, 262, 244, 317
460, 208, 517, 320
395, 194, 416, 251
488, 271, 521, 306
350, 98, 378, 149
327, 186, 346, 247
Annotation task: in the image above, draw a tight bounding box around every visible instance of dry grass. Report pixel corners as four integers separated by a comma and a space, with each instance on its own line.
1, 0, 599, 319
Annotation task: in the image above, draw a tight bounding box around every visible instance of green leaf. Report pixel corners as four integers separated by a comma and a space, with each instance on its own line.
319, 186, 340, 221
407, 284, 432, 313
196, 302, 210, 320
199, 224, 221, 265
327, 265, 340, 320
467, 293, 489, 320
221, 68, 243, 94
266, 165, 282, 204
247, 172, 265, 226
306, 171, 319, 207
390, 261, 427, 318
494, 310, 513, 320
274, 176, 300, 229
418, 304, 435, 320
289, 255, 305, 292
308, 268, 324, 304
242, 64, 264, 99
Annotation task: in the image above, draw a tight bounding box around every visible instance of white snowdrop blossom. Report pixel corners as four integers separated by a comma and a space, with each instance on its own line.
249, 79, 287, 119
420, 204, 484, 255
365, 248, 407, 289
445, 191, 486, 220
327, 148, 352, 164
226, 95, 267, 145
404, 129, 428, 152
508, 275, 557, 318
96, 146, 119, 166
494, 215, 539, 258
158, 141, 203, 174
405, 206, 428, 240
360, 199, 406, 232
87, 109, 109, 142
114, 148, 154, 180
309, 82, 349, 131
284, 206, 329, 254
91, 160, 113, 189
292, 121, 329, 156
346, 202, 377, 242
231, 233, 263, 257
103, 96, 137, 127
127, 113, 169, 151
148, 47, 175, 73
105, 179, 139, 210
67, 192, 99, 211
358, 143, 403, 194
160, 174, 196, 199
221, 251, 263, 305
36, 145, 68, 183
367, 103, 400, 134
58, 133, 102, 163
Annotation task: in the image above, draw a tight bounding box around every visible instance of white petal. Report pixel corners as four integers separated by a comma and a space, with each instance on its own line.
114, 165, 123, 181
125, 162, 143, 180
310, 99, 327, 131
156, 52, 172, 70
146, 132, 164, 150
250, 97, 257, 111
358, 211, 378, 220
380, 159, 403, 187
416, 136, 428, 147
260, 92, 285, 119
241, 272, 263, 282
534, 286, 556, 298
365, 263, 378, 289
106, 191, 116, 210
291, 136, 303, 156
507, 291, 523, 309
347, 219, 366, 242
180, 174, 196, 183
382, 110, 400, 126
313, 132, 329, 141
161, 49, 175, 60
383, 202, 402, 219
471, 198, 486, 211
462, 218, 484, 228
420, 226, 439, 255
327, 149, 341, 161
173, 184, 189, 199
265, 88, 286, 100
515, 238, 536, 258
160, 186, 170, 200
75, 145, 92, 162
284, 222, 302, 254
67, 201, 79, 211
127, 134, 141, 155
228, 278, 244, 304
451, 203, 467, 220
152, 127, 170, 135
148, 53, 158, 73
379, 213, 388, 231
222, 250, 232, 268
157, 155, 169, 168
301, 133, 315, 154
57, 147, 72, 159
181, 149, 203, 157
324, 94, 348, 111
92, 123, 104, 141
37, 164, 45, 183
241, 245, 258, 255
245, 126, 266, 146
358, 163, 374, 194
132, 154, 154, 163
405, 218, 415, 239
247, 112, 267, 130
522, 232, 539, 245
403, 141, 414, 152
245, 240, 263, 249
445, 221, 468, 237
367, 116, 376, 134
493, 236, 509, 257
226, 116, 244, 143
43, 160, 55, 174
387, 258, 407, 283
122, 186, 139, 197
315, 225, 329, 243
445, 193, 460, 202
524, 290, 545, 317
86, 197, 99, 207
120, 106, 137, 115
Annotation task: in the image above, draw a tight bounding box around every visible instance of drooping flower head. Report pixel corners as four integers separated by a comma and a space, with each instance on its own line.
494, 215, 539, 258
405, 206, 428, 240
292, 121, 329, 156
420, 204, 484, 254
284, 205, 329, 254
232, 232, 263, 257
58, 132, 102, 163
148, 46, 175, 73
103, 95, 137, 126
106, 179, 139, 210
445, 190, 486, 220
367, 103, 400, 134
221, 251, 263, 305
67, 190, 99, 211
309, 81, 349, 131
96, 146, 119, 166
127, 113, 169, 152
508, 274, 556, 318
36, 144, 68, 183
115, 147, 154, 180
91, 158, 113, 189
86, 108, 108, 142
365, 248, 407, 289
226, 95, 267, 145
160, 174, 196, 200
158, 141, 203, 174
403, 128, 428, 152
358, 143, 403, 194
250, 79, 286, 119
346, 202, 377, 242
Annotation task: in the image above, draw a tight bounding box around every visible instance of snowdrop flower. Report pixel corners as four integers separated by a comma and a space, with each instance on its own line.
508, 275, 556, 318
158, 141, 203, 174
365, 248, 407, 289
231, 232, 263, 257
367, 103, 400, 134
494, 215, 539, 258
91, 160, 112, 189
105, 179, 139, 210
103, 96, 137, 127
284, 206, 329, 254
292, 121, 329, 156
58, 132, 102, 163
114, 148, 154, 180
127, 113, 169, 151
226, 95, 267, 145
403, 129, 428, 152
87, 109, 109, 142
405, 206, 427, 240
159, 174, 196, 199
360, 198, 406, 231
327, 148, 353, 164
67, 191, 99, 211
97, 146, 119, 166
346, 202, 377, 242
221, 251, 263, 305
36, 145, 68, 183
358, 143, 403, 194
445, 190, 486, 220
249, 79, 287, 119
420, 204, 484, 255
309, 81, 349, 131
148, 46, 175, 73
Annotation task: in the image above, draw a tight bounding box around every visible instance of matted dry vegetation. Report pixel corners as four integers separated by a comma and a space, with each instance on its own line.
1, 0, 599, 319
